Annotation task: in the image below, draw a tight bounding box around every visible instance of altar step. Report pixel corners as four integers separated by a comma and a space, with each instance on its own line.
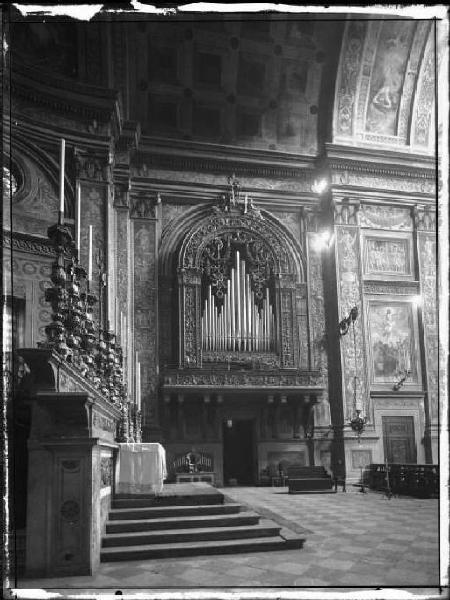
107, 510, 260, 533
288, 466, 335, 494
101, 485, 305, 561
101, 533, 303, 562
108, 502, 241, 521
112, 492, 224, 509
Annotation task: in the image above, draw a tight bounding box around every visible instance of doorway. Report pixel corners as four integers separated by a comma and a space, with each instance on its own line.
222, 419, 255, 485
382, 415, 417, 463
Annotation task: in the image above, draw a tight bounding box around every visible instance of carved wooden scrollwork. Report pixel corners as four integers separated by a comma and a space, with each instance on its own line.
177, 206, 304, 369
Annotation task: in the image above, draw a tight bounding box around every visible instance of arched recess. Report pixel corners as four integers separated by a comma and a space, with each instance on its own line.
332, 18, 434, 151
4, 134, 75, 236
161, 203, 306, 370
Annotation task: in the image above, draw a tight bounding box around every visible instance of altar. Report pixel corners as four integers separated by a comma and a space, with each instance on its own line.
117, 443, 167, 494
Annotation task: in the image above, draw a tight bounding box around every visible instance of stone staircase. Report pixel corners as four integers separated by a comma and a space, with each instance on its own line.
101, 485, 305, 562
287, 466, 335, 494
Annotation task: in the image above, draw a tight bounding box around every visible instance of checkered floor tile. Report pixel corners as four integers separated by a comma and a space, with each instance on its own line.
15, 486, 441, 591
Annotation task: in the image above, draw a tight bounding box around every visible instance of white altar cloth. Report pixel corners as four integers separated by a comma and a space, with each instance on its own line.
117, 443, 167, 494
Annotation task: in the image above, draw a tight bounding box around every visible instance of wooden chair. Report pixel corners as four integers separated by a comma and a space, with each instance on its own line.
267, 463, 282, 486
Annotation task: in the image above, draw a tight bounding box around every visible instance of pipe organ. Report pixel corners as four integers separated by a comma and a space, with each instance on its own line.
202, 250, 276, 352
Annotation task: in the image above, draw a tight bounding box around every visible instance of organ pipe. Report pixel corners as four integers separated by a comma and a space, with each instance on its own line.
202, 253, 276, 352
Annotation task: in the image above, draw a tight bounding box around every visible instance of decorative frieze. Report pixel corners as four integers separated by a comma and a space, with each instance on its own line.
360, 205, 413, 230
133, 156, 315, 184
92, 411, 116, 434
202, 351, 280, 369
335, 21, 367, 136
331, 166, 435, 195
413, 33, 435, 148
363, 281, 420, 296
163, 369, 324, 389
397, 21, 431, 140
3, 231, 56, 257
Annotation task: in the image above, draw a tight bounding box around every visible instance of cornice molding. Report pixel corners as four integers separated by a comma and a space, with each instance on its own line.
328, 159, 435, 180
125, 176, 316, 209
363, 280, 421, 296
3, 230, 56, 258
324, 143, 436, 179
10, 64, 122, 134
136, 136, 316, 180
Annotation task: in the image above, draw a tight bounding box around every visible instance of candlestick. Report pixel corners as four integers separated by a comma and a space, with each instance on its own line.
88, 225, 93, 283
137, 362, 141, 410
59, 139, 65, 222
135, 351, 140, 408
76, 183, 81, 251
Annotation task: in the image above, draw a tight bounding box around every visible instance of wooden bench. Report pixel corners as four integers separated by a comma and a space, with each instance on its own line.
171, 450, 215, 485
287, 466, 334, 494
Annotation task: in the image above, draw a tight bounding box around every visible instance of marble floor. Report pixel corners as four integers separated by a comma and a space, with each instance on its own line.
14, 486, 443, 595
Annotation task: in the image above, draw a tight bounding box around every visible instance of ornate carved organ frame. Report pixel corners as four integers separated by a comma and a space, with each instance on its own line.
177, 207, 306, 370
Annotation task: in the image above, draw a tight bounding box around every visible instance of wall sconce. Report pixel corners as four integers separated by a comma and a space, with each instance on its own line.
304, 423, 314, 439
393, 370, 410, 391
339, 305, 367, 440
339, 306, 358, 336
411, 295, 423, 308
349, 409, 367, 443
226, 419, 233, 429
311, 178, 329, 195
312, 229, 335, 252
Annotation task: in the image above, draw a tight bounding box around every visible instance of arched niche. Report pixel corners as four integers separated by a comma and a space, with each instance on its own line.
172, 205, 306, 370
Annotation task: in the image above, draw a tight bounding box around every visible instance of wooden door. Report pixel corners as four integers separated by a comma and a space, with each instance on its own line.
382, 416, 417, 464
222, 419, 255, 484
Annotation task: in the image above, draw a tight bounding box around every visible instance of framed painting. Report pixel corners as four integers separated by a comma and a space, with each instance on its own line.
363, 231, 414, 279
367, 300, 420, 385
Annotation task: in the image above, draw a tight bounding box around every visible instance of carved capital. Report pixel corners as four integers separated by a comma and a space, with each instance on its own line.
334, 198, 360, 225
177, 267, 202, 287
301, 207, 319, 233
116, 120, 141, 153
114, 179, 131, 208
413, 205, 436, 232
130, 193, 159, 219
76, 151, 112, 183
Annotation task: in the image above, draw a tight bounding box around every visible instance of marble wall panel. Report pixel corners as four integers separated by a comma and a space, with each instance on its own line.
418, 233, 438, 421
133, 219, 159, 432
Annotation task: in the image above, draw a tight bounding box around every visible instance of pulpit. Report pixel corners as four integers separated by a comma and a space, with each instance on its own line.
18, 349, 122, 577
117, 443, 167, 494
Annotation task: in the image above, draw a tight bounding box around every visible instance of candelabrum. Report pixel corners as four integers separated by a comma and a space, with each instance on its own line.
349, 409, 367, 443
338, 305, 367, 440
41, 218, 141, 443
338, 306, 358, 337
393, 369, 410, 391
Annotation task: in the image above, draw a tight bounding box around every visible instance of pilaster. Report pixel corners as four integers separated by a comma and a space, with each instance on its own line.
414, 205, 438, 462
131, 191, 162, 440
